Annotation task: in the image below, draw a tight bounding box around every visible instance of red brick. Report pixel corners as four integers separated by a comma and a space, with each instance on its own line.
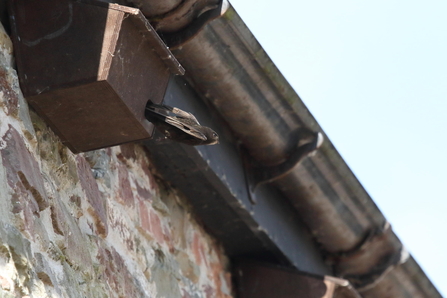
97, 245, 145, 297
136, 181, 152, 201
1, 125, 48, 212
76, 155, 108, 237
119, 143, 137, 160
138, 201, 165, 244
163, 225, 174, 252
192, 233, 203, 266
10, 182, 38, 215
139, 200, 151, 233
140, 155, 158, 192
150, 209, 164, 244
117, 163, 134, 206
8, 179, 39, 239
0, 67, 19, 117
97, 247, 121, 297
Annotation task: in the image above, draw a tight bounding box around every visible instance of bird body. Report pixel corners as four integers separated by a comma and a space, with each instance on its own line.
145, 101, 219, 146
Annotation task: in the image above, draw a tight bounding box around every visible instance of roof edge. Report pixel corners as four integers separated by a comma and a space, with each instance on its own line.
142, 1, 441, 296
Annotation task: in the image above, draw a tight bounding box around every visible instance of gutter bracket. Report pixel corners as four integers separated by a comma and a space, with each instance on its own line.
158, 0, 229, 47
326, 222, 407, 289
245, 130, 323, 203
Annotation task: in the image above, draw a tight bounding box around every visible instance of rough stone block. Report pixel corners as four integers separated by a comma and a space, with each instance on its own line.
1, 125, 48, 212
51, 198, 93, 274
76, 155, 108, 237
0, 67, 19, 117
117, 163, 134, 206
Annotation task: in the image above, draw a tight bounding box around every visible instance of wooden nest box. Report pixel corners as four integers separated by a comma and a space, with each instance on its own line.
9, 0, 184, 153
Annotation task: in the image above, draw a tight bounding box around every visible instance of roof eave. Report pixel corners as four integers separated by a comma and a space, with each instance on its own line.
141, 1, 440, 296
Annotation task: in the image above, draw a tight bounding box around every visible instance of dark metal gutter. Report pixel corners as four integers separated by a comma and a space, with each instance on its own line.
134, 0, 440, 297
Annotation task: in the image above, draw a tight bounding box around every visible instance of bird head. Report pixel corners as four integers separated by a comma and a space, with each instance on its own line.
204, 128, 219, 145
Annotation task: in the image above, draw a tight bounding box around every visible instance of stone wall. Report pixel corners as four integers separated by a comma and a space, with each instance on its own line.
0, 22, 232, 298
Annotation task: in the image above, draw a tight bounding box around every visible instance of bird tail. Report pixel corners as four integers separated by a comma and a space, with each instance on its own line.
146, 100, 175, 113
145, 100, 170, 122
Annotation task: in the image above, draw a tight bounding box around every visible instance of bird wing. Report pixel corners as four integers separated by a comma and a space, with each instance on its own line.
171, 107, 200, 125
165, 117, 208, 141
147, 102, 201, 125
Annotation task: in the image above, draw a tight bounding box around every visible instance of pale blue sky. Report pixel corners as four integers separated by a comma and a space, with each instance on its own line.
229, 0, 447, 295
